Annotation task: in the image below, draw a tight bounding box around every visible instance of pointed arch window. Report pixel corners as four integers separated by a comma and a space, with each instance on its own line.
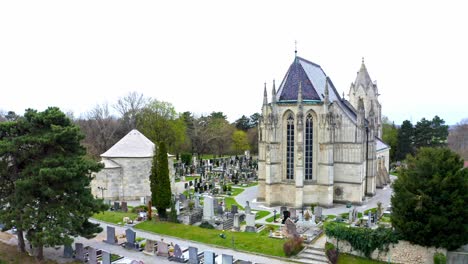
305, 113, 313, 180
286, 114, 294, 180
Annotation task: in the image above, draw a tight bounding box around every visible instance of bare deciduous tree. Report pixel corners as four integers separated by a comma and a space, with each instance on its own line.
448, 118, 468, 160
114, 91, 150, 131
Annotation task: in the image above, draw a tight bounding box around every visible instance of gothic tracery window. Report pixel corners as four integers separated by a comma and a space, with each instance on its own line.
286, 114, 294, 180
305, 113, 313, 180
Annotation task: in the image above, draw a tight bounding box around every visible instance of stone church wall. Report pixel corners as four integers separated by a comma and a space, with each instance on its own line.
91, 166, 121, 200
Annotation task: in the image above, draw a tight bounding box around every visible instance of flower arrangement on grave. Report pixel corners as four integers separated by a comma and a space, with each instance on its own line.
304, 210, 311, 221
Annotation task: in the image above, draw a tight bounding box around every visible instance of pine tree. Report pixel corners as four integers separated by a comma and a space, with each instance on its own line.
395, 120, 414, 161
151, 141, 171, 219
391, 147, 468, 250
0, 107, 106, 260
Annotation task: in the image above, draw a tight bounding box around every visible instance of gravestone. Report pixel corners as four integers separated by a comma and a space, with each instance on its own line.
189, 181, 193, 186
195, 195, 200, 208
244, 201, 251, 215
245, 214, 256, 233
113, 201, 120, 210
217, 205, 224, 216
184, 183, 189, 189
104, 226, 116, 244
314, 206, 322, 219
204, 251, 216, 264
102, 250, 111, 264
144, 239, 155, 255
282, 218, 298, 238
176, 200, 181, 215
367, 211, 372, 227
231, 205, 238, 214
121, 201, 128, 212
222, 254, 234, 264
75, 243, 85, 261
289, 208, 296, 219
349, 210, 353, 223
282, 210, 291, 224
233, 213, 240, 231
88, 247, 97, 264
125, 228, 136, 249
173, 244, 183, 260
157, 241, 169, 257
188, 246, 199, 264
180, 193, 187, 201
203, 196, 215, 221
63, 243, 73, 258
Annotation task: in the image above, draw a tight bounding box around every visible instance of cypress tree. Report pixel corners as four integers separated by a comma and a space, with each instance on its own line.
151, 141, 171, 219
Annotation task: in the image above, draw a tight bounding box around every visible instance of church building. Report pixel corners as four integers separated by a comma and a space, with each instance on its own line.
257, 55, 390, 208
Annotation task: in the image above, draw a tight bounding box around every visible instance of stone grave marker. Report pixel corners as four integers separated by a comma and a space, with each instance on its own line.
195, 195, 200, 208
176, 200, 181, 215
231, 205, 238, 214
121, 201, 128, 212
188, 246, 199, 264
88, 247, 97, 264
280, 206, 287, 214
157, 241, 169, 257
63, 243, 73, 258
282, 210, 291, 224
367, 211, 371, 227
113, 201, 120, 210
203, 196, 215, 221
102, 250, 111, 264
75, 243, 85, 261
222, 254, 234, 264
174, 244, 183, 260
144, 239, 155, 255
125, 228, 136, 249
245, 214, 256, 233
104, 226, 116, 244
204, 251, 216, 264
314, 206, 322, 219
244, 201, 251, 215
282, 218, 298, 238
349, 210, 353, 223
233, 213, 240, 231
217, 205, 224, 216
184, 183, 189, 189
289, 208, 296, 219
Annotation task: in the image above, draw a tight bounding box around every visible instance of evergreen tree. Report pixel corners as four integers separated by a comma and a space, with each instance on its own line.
0, 107, 106, 260
391, 147, 468, 250
152, 141, 171, 219
150, 146, 158, 219
396, 120, 414, 161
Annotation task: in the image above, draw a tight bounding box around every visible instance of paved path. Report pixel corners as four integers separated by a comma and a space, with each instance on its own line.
1, 220, 295, 264
235, 175, 396, 220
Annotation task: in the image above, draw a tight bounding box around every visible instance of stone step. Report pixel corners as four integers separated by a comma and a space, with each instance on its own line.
294, 257, 329, 264
297, 248, 328, 263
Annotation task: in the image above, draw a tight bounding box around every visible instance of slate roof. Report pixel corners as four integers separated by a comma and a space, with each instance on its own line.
276, 57, 340, 102
376, 137, 390, 151
101, 129, 155, 158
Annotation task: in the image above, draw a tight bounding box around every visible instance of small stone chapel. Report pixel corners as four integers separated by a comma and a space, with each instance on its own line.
257, 55, 390, 208
91, 129, 175, 201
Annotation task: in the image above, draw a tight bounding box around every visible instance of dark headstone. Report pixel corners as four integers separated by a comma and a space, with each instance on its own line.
280, 206, 287, 214
75, 243, 85, 261
125, 228, 136, 249
189, 181, 193, 186
231, 205, 238, 214
102, 250, 111, 264
184, 183, 189, 189
217, 205, 224, 215
113, 201, 120, 210
104, 226, 116, 244
282, 211, 291, 224
63, 243, 73, 258
121, 201, 128, 212
173, 244, 183, 259
188, 246, 199, 264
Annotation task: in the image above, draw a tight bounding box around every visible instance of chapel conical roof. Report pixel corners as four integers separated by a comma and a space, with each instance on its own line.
276, 57, 340, 102
101, 129, 155, 158
353, 58, 374, 90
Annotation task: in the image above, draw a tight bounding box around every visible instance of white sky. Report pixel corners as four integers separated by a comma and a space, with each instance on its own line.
1, 1, 467, 125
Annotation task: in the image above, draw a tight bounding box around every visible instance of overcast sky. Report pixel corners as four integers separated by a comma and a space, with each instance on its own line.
1, 1, 467, 125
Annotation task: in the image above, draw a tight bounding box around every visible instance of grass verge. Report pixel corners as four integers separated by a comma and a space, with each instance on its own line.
92, 211, 137, 225
254, 210, 270, 220
338, 253, 388, 263
224, 197, 244, 210
134, 221, 286, 257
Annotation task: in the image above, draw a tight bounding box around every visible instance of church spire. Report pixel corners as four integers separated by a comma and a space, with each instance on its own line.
263, 82, 268, 106
271, 80, 277, 104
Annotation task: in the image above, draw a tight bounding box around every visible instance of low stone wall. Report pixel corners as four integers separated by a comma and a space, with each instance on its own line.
327, 237, 447, 264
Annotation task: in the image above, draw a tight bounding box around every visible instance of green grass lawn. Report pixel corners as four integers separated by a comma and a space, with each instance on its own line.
224, 197, 244, 210
230, 187, 245, 196
338, 253, 388, 264
253, 210, 270, 220
134, 221, 286, 257
92, 211, 137, 225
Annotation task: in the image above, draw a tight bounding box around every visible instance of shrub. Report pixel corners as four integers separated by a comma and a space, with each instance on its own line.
227, 185, 232, 191
131, 205, 148, 213
325, 242, 335, 251
434, 252, 447, 264
181, 153, 192, 166
223, 185, 228, 192
199, 221, 214, 229
264, 225, 276, 232
283, 236, 304, 257
326, 248, 339, 264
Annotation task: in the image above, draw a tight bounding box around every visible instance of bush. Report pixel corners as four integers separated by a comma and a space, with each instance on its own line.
283, 236, 304, 257
325, 242, 335, 251
264, 225, 276, 232
324, 222, 399, 257
227, 185, 232, 191
223, 185, 227, 192
199, 221, 214, 229
434, 252, 447, 264
326, 248, 339, 264
181, 153, 192, 166
131, 205, 148, 213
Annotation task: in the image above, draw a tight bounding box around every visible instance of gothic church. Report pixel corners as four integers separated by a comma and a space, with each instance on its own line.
257, 55, 390, 208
